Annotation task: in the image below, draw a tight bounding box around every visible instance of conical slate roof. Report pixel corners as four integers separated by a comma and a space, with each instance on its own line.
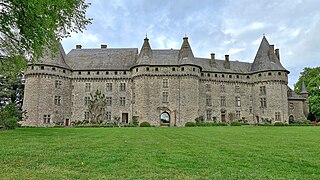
178, 37, 194, 63
137, 37, 153, 64
251, 36, 287, 72
300, 81, 308, 94
36, 43, 70, 69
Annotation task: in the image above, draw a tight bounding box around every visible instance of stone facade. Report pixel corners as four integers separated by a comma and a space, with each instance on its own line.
22, 36, 308, 126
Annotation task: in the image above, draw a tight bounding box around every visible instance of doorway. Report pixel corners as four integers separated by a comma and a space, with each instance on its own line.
221, 110, 226, 122
65, 119, 70, 126
160, 112, 170, 126
122, 113, 128, 124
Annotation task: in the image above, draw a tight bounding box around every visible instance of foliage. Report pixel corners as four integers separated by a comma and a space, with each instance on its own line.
112, 116, 121, 126
193, 122, 227, 126
310, 121, 318, 126
88, 90, 107, 124
0, 102, 18, 129
289, 120, 310, 125
185, 122, 196, 127
0, 56, 26, 119
139, 122, 151, 127
132, 116, 139, 126
195, 116, 204, 123
230, 121, 241, 126
274, 122, 285, 126
294, 67, 320, 121
261, 118, 272, 124
0, 0, 91, 61
228, 112, 235, 122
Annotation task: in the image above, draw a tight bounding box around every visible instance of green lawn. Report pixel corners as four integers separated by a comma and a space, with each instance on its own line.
0, 127, 319, 179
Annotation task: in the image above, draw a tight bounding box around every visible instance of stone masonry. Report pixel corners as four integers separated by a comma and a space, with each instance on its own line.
22, 36, 308, 126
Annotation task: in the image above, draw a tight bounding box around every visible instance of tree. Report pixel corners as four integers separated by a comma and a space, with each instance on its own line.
0, 102, 18, 129
88, 90, 107, 124
294, 67, 320, 121
0, 0, 92, 61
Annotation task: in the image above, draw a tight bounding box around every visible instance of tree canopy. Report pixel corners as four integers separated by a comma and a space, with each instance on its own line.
0, 0, 91, 61
294, 67, 320, 121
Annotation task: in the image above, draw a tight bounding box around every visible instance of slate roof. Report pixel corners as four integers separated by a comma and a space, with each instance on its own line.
251, 36, 287, 72
288, 87, 306, 100
66, 48, 138, 70
39, 36, 289, 73
36, 43, 70, 69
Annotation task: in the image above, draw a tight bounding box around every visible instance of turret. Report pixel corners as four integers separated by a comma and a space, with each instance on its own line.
179, 36, 194, 60
300, 81, 309, 117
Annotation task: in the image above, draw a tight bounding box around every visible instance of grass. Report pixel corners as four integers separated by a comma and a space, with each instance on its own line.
0, 126, 320, 179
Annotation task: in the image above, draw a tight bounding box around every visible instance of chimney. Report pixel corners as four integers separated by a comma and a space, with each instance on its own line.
269, 45, 275, 62
275, 49, 280, 61
101, 44, 107, 49
76, 45, 82, 49
224, 55, 230, 69
210, 53, 216, 67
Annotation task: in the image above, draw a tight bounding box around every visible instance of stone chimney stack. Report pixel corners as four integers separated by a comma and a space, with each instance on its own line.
224, 55, 230, 69
269, 45, 275, 62
101, 44, 107, 49
210, 53, 216, 67
275, 48, 280, 61
76, 45, 82, 49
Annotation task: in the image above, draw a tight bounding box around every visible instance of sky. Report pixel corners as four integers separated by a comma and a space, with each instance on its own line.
61, 0, 320, 88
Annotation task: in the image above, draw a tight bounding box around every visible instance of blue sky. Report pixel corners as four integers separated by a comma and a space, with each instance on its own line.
61, 0, 320, 88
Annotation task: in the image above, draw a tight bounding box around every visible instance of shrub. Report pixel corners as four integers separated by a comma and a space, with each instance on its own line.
195, 116, 204, 123
0, 103, 19, 129
274, 122, 285, 126
132, 116, 139, 126
140, 122, 151, 127
231, 121, 241, 126
310, 121, 318, 126
185, 122, 196, 127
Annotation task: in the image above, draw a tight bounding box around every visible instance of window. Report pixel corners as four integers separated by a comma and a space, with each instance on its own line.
260, 86, 266, 95
235, 86, 240, 93
249, 106, 253, 114
84, 96, 90, 106
106, 112, 111, 121
120, 83, 126, 91
222, 74, 225, 78
215, 74, 217, 77
236, 111, 241, 120
85, 83, 91, 92
289, 103, 294, 110
124, 71, 127, 75
247, 75, 250, 79
229, 75, 232, 78
206, 84, 211, 92
172, 68, 175, 71
221, 96, 226, 107
249, 95, 253, 104
106, 83, 112, 91
78, 71, 81, 75
193, 68, 195, 71
146, 67, 149, 71
41, 66, 44, 70
235, 96, 241, 107
275, 112, 281, 121
52, 67, 56, 71
201, 73, 204, 76
115, 71, 118, 75
163, 92, 168, 103
84, 112, 90, 120
155, 68, 159, 71
220, 85, 225, 93
278, 72, 281, 75
54, 96, 61, 105
96, 71, 99, 75
55, 80, 62, 89
260, 97, 267, 108
106, 97, 112, 106
181, 67, 184, 71
163, 79, 168, 88
120, 97, 126, 106
206, 110, 212, 121
87, 71, 90, 75
106, 71, 109, 75
63, 70, 66, 73
206, 95, 212, 106
43, 114, 51, 124
136, 68, 139, 72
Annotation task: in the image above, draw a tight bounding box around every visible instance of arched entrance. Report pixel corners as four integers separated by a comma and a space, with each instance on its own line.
160, 112, 170, 126
289, 115, 294, 124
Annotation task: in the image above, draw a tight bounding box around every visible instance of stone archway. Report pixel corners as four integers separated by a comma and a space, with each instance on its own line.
289, 115, 294, 124
160, 112, 170, 126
